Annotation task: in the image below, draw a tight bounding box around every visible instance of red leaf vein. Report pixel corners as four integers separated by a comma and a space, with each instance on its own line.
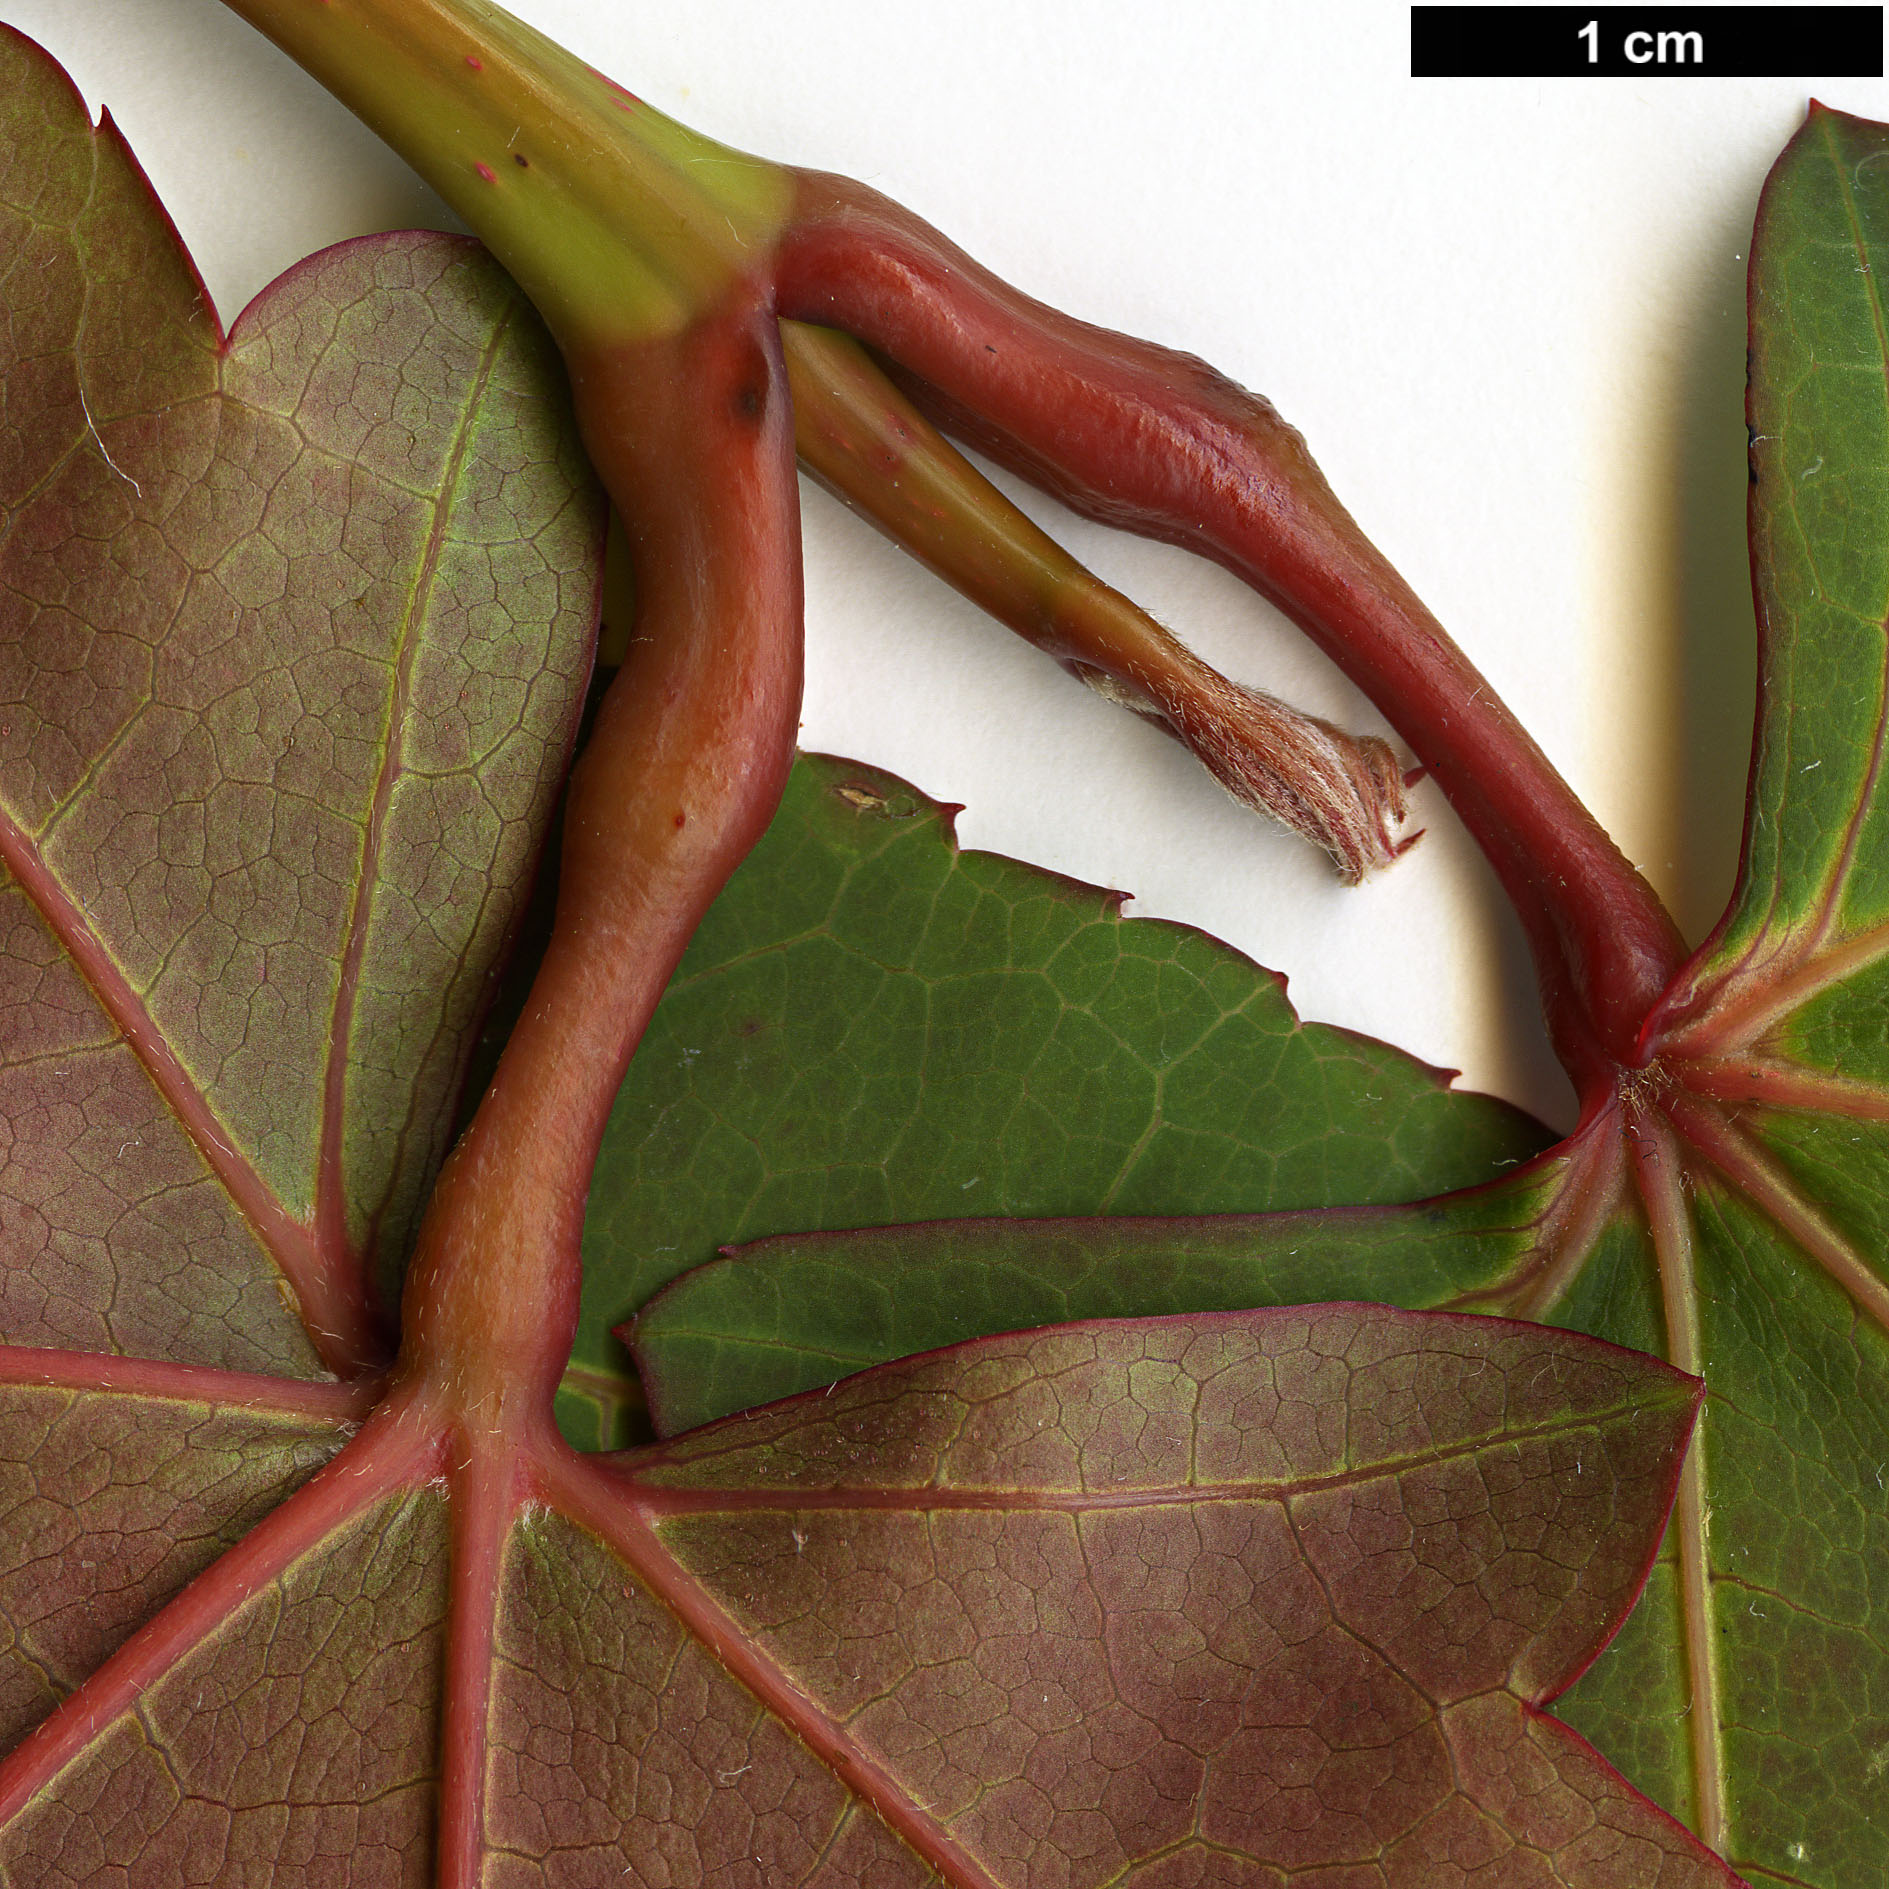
0, 808, 379, 1378
544, 1451, 1007, 1889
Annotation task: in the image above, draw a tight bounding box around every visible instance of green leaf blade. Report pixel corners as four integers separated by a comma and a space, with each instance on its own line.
576, 752, 1550, 1437
1688, 1181, 1889, 1884
1674, 104, 1889, 1011
631, 1164, 1572, 1434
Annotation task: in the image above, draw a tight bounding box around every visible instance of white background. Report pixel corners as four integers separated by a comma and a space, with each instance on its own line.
8, 0, 1886, 1131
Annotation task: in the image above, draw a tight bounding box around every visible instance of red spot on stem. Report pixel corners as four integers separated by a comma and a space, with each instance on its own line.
474, 162, 498, 184
465, 55, 483, 70
673, 812, 687, 829
592, 67, 644, 107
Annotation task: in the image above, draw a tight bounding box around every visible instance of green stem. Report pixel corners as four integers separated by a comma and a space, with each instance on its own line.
217, 0, 791, 351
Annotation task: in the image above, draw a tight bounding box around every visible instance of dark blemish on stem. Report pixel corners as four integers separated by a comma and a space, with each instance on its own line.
673, 812, 687, 829
514, 153, 530, 168
728, 335, 776, 428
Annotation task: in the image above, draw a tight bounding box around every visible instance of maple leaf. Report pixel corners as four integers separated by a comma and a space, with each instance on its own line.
623, 101, 1889, 1889
0, 20, 1745, 1887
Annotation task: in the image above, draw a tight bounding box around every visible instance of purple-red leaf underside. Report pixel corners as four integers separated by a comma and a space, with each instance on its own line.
0, 1302, 1725, 1888
0, 24, 602, 1378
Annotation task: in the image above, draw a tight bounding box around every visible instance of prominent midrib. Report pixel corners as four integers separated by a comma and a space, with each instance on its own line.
1442, 1123, 1622, 1320
627, 1388, 1683, 1520
1657, 913, 1889, 1057
0, 1343, 375, 1421
1679, 1054, 1889, 1122
1627, 1109, 1728, 1858
1671, 1092, 1889, 1337
0, 808, 374, 1373
314, 306, 517, 1275
434, 1440, 519, 1889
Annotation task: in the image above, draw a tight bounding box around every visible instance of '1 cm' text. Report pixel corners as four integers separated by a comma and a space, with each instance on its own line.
1577, 20, 1705, 64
